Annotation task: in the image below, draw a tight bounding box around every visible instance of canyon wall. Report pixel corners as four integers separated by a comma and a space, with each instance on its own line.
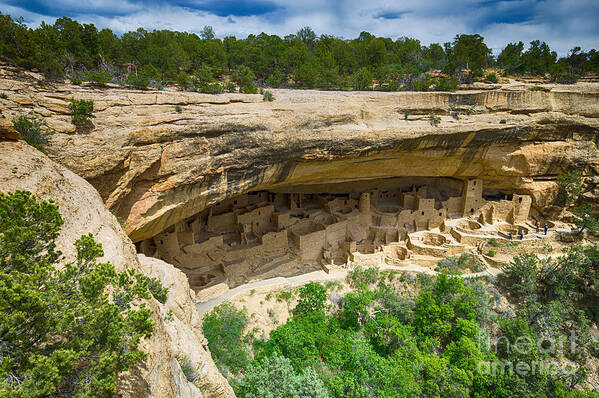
0, 65, 597, 244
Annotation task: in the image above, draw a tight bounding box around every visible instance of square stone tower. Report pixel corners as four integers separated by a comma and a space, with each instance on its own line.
461, 178, 484, 216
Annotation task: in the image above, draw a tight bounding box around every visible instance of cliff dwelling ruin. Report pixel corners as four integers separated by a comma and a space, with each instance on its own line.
136, 177, 553, 299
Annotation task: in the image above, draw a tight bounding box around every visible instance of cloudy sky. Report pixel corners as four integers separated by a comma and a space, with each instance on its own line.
2, 0, 598, 55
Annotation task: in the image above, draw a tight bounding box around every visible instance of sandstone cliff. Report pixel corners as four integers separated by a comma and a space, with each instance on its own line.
0, 139, 234, 398
1, 65, 597, 244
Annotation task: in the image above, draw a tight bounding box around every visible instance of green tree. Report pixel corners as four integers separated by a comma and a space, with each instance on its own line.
497, 41, 525, 75
446, 34, 491, 74
555, 171, 584, 206
351, 67, 373, 90
573, 203, 599, 234
200, 25, 215, 41
498, 253, 539, 299
522, 40, 557, 75
294, 282, 327, 315
235, 352, 330, 398
0, 191, 155, 397
202, 302, 251, 374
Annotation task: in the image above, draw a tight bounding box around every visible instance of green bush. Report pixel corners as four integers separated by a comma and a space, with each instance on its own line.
146, 276, 168, 303
435, 76, 459, 91
487, 238, 499, 247
70, 77, 82, 85
203, 302, 251, 374
240, 83, 258, 94
231, 66, 256, 88
347, 265, 380, 288
197, 82, 224, 94
294, 282, 327, 315
69, 98, 94, 125
176, 71, 191, 90
263, 90, 274, 101
485, 72, 499, 83
498, 253, 539, 299
486, 249, 496, 257
235, 353, 330, 398
175, 105, 182, 113
0, 92, 7, 99
224, 81, 237, 93
429, 114, 441, 126
86, 70, 111, 85
0, 191, 154, 397
12, 115, 54, 152
126, 73, 150, 90
266, 70, 286, 88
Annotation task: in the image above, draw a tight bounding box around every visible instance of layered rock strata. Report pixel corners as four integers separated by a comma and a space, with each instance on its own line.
0, 65, 597, 245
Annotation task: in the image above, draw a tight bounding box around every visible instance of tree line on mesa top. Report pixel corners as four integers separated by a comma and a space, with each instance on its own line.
1, 12, 598, 92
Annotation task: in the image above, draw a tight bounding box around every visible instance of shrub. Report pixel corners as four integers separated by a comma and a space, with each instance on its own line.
263, 90, 274, 101
202, 302, 250, 374
86, 70, 111, 85
224, 81, 237, 93
266, 70, 286, 88
200, 82, 225, 94
235, 353, 330, 398
69, 98, 94, 125
70, 77, 82, 85
347, 265, 380, 288
176, 71, 191, 90
175, 105, 182, 113
126, 73, 150, 90
486, 249, 496, 257
485, 72, 499, 83
294, 282, 327, 315
231, 66, 256, 88
487, 238, 499, 247
0, 191, 154, 396
435, 76, 459, 91
429, 114, 441, 126
0, 92, 8, 99
403, 109, 412, 120
241, 83, 258, 94
12, 115, 54, 152
146, 276, 168, 303
498, 253, 539, 299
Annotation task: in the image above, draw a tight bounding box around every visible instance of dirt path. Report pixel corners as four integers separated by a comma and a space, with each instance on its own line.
196, 264, 502, 316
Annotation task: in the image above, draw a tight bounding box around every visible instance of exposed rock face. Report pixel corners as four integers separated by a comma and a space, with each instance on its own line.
0, 140, 234, 398
0, 66, 597, 243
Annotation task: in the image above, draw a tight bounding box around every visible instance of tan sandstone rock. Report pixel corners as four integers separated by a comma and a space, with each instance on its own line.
0, 66, 597, 243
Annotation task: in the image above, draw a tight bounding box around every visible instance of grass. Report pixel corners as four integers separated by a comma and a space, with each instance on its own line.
0, 92, 7, 99
429, 114, 441, 126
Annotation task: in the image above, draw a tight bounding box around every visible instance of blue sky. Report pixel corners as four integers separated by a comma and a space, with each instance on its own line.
1, 0, 598, 55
